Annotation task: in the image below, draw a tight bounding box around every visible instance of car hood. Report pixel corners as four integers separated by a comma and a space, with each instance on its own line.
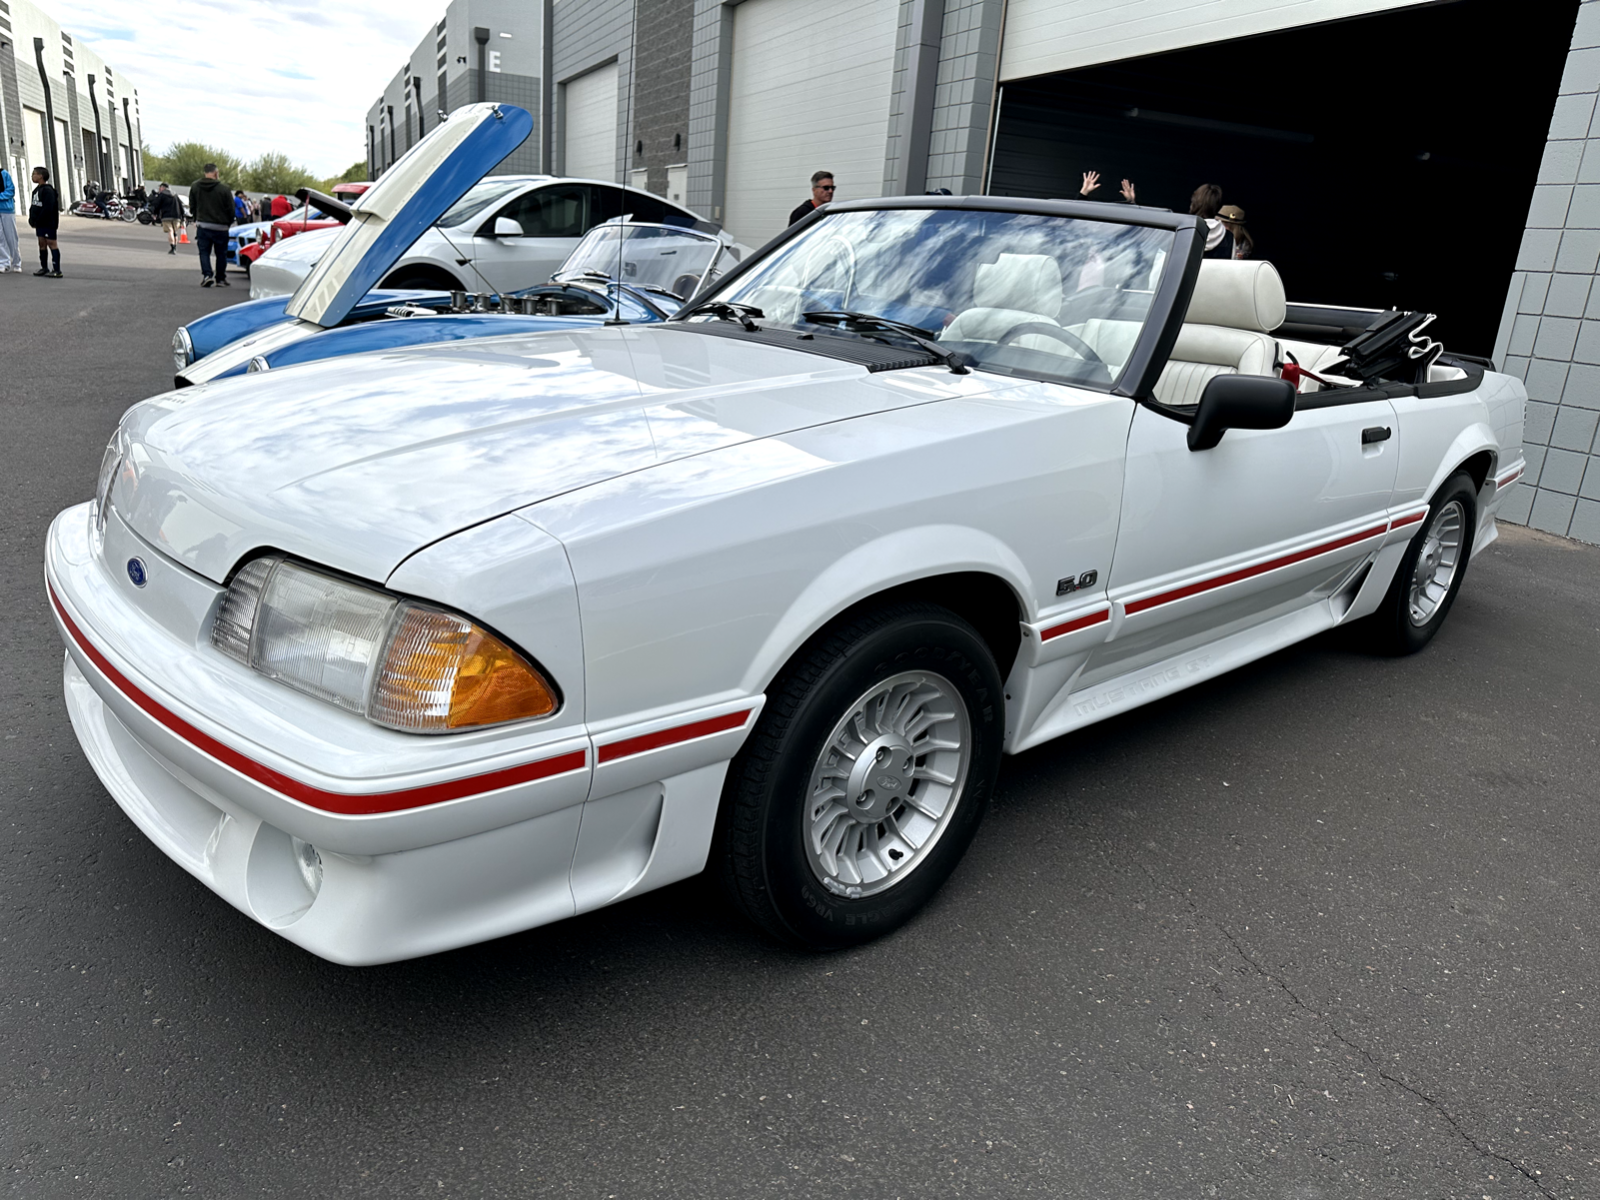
285, 102, 532, 329
260, 224, 340, 265
112, 327, 963, 584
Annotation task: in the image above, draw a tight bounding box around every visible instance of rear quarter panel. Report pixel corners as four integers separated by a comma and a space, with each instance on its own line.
1390, 376, 1513, 508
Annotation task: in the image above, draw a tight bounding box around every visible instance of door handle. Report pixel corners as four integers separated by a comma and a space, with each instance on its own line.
1362, 426, 1392, 445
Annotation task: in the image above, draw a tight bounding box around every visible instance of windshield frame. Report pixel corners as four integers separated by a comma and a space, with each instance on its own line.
680, 195, 1205, 401
552, 221, 725, 295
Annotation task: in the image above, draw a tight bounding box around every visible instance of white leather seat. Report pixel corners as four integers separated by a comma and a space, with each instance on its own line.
1155, 260, 1287, 406
943, 253, 1065, 352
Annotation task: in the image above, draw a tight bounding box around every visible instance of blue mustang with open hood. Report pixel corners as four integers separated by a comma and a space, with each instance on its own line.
171, 103, 734, 386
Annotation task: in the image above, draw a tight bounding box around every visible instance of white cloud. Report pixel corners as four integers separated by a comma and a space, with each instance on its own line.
49, 0, 450, 176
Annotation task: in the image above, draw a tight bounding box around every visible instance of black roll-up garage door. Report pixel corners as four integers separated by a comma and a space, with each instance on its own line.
988, 0, 1577, 354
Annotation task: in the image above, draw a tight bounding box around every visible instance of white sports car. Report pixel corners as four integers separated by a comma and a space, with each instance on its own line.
47, 179, 1526, 965
247, 173, 733, 302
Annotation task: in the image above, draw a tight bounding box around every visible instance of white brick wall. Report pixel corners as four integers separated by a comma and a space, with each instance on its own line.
1494, 0, 1600, 543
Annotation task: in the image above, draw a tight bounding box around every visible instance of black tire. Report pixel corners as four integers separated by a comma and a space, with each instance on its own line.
1366, 470, 1478, 655
715, 602, 1004, 950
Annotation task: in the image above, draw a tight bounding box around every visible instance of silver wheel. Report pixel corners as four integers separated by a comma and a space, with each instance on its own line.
804, 671, 972, 898
1408, 498, 1466, 626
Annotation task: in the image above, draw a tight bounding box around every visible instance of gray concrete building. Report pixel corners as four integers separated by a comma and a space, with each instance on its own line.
1491, 0, 1600, 543
366, 0, 544, 180
1, 0, 145, 210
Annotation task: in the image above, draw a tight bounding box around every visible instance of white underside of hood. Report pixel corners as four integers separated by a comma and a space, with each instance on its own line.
112, 326, 967, 583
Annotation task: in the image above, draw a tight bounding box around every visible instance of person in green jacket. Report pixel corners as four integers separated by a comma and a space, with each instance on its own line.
188, 164, 235, 287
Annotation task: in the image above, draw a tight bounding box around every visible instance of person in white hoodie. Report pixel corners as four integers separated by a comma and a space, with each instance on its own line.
1187, 183, 1233, 259
1100, 178, 1233, 258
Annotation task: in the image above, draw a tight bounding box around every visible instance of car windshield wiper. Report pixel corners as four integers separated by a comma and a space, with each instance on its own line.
802, 310, 970, 375
677, 300, 764, 332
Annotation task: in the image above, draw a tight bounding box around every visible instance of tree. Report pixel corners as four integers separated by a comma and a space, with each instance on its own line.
145, 142, 244, 187
242, 150, 317, 195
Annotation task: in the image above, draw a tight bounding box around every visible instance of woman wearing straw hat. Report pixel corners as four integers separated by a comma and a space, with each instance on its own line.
1218, 204, 1255, 260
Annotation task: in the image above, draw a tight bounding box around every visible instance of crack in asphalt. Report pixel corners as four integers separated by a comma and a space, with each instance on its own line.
1143, 864, 1558, 1199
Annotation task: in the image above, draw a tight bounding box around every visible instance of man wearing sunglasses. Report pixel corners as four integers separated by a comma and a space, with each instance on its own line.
788, 171, 836, 227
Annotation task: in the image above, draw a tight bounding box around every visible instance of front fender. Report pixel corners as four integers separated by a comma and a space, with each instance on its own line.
739, 524, 1036, 696
184, 296, 293, 360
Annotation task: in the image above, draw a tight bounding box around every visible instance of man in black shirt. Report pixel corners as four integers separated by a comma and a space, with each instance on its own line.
151, 184, 184, 254
788, 171, 835, 227
27, 166, 61, 278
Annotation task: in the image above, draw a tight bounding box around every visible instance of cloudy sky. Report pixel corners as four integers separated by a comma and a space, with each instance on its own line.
48, 0, 448, 175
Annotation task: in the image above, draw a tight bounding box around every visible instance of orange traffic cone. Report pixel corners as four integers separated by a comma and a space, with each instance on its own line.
179, 226, 189, 244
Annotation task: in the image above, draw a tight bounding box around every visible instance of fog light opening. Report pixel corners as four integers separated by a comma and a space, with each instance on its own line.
291, 837, 323, 897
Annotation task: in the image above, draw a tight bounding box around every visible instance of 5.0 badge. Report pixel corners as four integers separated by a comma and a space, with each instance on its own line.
1056, 570, 1098, 596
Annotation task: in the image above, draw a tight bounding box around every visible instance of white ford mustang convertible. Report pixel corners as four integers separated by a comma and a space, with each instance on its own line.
47, 187, 1526, 964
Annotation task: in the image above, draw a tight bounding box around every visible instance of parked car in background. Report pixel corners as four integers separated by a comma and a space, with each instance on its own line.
262, 182, 371, 253
248, 171, 734, 301
174, 218, 734, 385
48, 103, 1527, 966
230, 212, 299, 268
228, 184, 372, 270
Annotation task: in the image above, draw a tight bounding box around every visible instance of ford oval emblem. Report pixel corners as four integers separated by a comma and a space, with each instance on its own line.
126, 557, 148, 587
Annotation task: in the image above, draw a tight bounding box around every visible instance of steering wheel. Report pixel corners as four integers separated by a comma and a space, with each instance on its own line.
994, 321, 1110, 372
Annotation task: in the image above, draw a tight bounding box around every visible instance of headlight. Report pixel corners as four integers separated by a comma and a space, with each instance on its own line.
172, 327, 195, 371
211, 557, 558, 733
94, 428, 127, 531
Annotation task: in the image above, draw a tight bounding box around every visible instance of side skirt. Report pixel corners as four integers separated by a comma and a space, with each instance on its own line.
1010, 600, 1339, 753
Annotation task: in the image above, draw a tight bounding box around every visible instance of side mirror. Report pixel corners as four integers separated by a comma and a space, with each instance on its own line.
492, 217, 525, 239
1188, 374, 1296, 451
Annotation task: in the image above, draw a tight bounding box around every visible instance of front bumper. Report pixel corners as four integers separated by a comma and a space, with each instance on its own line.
46, 502, 758, 963
61, 651, 585, 963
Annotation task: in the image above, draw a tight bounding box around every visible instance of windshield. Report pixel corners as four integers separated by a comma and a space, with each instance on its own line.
438, 178, 527, 228
710, 207, 1172, 387
556, 224, 721, 296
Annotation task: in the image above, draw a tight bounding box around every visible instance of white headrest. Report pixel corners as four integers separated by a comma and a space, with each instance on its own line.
974, 253, 1063, 319
1185, 260, 1286, 332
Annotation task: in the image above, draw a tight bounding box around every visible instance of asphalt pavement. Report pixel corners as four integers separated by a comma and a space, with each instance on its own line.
3, 220, 1599, 1199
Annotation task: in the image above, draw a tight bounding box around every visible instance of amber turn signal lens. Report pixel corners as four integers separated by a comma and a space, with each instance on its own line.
370, 606, 556, 733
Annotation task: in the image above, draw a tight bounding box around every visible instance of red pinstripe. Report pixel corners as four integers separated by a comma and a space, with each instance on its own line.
597, 709, 753, 763
1124, 522, 1391, 616
49, 585, 586, 816
1040, 607, 1110, 642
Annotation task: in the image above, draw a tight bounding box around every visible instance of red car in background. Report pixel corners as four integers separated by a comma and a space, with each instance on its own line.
242, 182, 370, 266
236, 184, 370, 268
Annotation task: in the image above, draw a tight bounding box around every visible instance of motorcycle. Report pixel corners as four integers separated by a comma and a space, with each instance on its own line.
70, 192, 138, 222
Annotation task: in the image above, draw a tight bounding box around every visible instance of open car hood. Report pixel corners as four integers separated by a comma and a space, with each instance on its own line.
284, 102, 533, 329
